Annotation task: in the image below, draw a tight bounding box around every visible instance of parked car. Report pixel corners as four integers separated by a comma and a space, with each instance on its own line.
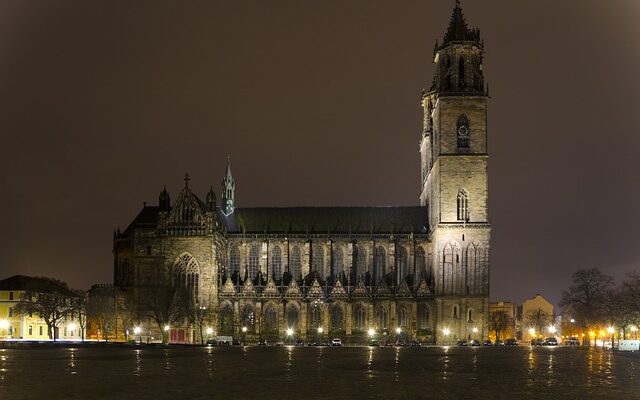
294, 339, 305, 347
483, 340, 493, 346
410, 340, 422, 347
531, 338, 545, 346
396, 340, 407, 347
565, 337, 580, 346
457, 339, 468, 347
257, 339, 267, 346
505, 338, 518, 346
331, 338, 342, 346
544, 337, 559, 346
368, 340, 380, 347
469, 340, 481, 347
494, 340, 505, 346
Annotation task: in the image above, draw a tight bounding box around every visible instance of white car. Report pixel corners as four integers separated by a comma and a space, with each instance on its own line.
331, 338, 342, 346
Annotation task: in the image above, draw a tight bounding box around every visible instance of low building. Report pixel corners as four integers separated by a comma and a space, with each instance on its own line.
521, 294, 554, 342
489, 301, 517, 341
0, 275, 82, 340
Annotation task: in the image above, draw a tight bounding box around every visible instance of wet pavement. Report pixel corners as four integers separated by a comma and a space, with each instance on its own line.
0, 345, 639, 399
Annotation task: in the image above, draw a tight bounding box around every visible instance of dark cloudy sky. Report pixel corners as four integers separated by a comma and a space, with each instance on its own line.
1, 0, 639, 306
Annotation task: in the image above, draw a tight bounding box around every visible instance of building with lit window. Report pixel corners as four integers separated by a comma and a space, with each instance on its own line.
0, 275, 81, 340
112, 1, 490, 344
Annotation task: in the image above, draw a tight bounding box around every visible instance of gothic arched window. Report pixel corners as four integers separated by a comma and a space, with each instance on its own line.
229, 245, 240, 275
265, 305, 278, 333
376, 306, 389, 330
312, 244, 324, 275
396, 246, 408, 282
457, 114, 470, 148
290, 246, 302, 280
354, 306, 366, 331
355, 245, 367, 278
332, 247, 344, 277
311, 305, 322, 328
271, 245, 282, 280
418, 304, 430, 329
331, 305, 344, 332
397, 306, 408, 328
374, 246, 386, 283
457, 190, 469, 221
415, 246, 427, 281
248, 244, 260, 279
174, 253, 199, 300
287, 305, 299, 329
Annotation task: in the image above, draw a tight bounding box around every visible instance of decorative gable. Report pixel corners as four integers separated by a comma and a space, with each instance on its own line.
416, 278, 432, 296
167, 181, 207, 235
330, 279, 348, 298
242, 279, 256, 294
352, 278, 368, 296
221, 278, 236, 295
307, 278, 324, 298
264, 278, 279, 295
396, 280, 412, 297
286, 279, 301, 296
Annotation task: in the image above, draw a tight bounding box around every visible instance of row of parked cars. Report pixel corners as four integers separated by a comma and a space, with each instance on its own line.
457, 338, 519, 346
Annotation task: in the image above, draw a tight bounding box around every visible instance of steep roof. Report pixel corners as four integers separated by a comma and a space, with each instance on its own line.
0, 275, 79, 297
443, 0, 481, 45
121, 205, 428, 235
218, 206, 428, 235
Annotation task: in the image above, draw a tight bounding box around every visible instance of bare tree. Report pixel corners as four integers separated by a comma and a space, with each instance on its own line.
525, 308, 551, 336
69, 290, 87, 341
87, 290, 118, 341
137, 284, 189, 343
187, 302, 217, 344
560, 268, 614, 345
489, 311, 512, 341
14, 277, 78, 341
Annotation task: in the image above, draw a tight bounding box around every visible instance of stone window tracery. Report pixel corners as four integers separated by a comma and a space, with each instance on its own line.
248, 244, 260, 279
174, 253, 199, 300
290, 246, 302, 280
374, 246, 386, 283
271, 245, 282, 279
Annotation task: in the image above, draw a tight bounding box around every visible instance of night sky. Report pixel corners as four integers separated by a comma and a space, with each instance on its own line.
2, 0, 639, 306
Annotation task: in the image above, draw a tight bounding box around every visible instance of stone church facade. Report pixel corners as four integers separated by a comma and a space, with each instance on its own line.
113, 2, 490, 344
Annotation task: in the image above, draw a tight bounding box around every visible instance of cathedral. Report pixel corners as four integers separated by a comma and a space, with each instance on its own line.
113, 1, 490, 345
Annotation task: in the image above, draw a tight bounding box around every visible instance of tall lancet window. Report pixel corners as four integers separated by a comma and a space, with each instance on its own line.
457, 190, 469, 221
457, 114, 470, 148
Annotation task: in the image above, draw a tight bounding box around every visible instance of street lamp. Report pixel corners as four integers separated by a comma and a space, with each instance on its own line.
133, 326, 142, 343
0, 319, 8, 339
443, 328, 450, 345
548, 326, 557, 335
164, 325, 170, 332
631, 325, 638, 339
317, 326, 324, 345
286, 328, 293, 345
206, 327, 213, 335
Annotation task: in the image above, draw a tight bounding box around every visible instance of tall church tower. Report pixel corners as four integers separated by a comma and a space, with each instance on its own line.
221, 157, 235, 215
420, 1, 490, 343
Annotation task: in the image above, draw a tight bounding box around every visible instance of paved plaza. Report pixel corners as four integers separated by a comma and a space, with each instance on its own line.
0, 345, 639, 399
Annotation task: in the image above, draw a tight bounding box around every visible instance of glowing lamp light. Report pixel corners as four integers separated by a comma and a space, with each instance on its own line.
607, 326, 615, 335
570, 318, 575, 323
528, 328, 536, 336
241, 326, 247, 333
443, 328, 450, 336
163, 325, 170, 332
286, 328, 293, 336
133, 327, 141, 335
395, 327, 402, 334
68, 323, 76, 331
206, 327, 213, 335
0, 319, 8, 329
548, 326, 557, 334
317, 327, 324, 334
472, 327, 479, 334
631, 326, 638, 332
368, 328, 375, 337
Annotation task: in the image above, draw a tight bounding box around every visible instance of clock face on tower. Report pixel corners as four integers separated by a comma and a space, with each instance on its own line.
458, 125, 469, 137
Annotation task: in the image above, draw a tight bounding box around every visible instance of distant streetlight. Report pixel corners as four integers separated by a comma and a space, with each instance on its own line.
528, 328, 536, 337
442, 328, 450, 345
472, 327, 478, 334
607, 326, 615, 335
164, 325, 170, 332
241, 326, 248, 333
395, 327, 402, 334
0, 319, 8, 339
68, 323, 76, 332
286, 328, 293, 345
570, 318, 575, 323
206, 327, 213, 335
317, 327, 323, 334
368, 328, 375, 338
548, 326, 557, 334
133, 326, 142, 343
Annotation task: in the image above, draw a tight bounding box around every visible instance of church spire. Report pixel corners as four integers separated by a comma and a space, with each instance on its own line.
221, 157, 235, 215
442, 0, 480, 45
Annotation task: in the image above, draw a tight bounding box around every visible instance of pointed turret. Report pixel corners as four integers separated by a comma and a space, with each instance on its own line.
159, 185, 171, 212
205, 186, 216, 212
442, 0, 480, 45
221, 157, 235, 215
